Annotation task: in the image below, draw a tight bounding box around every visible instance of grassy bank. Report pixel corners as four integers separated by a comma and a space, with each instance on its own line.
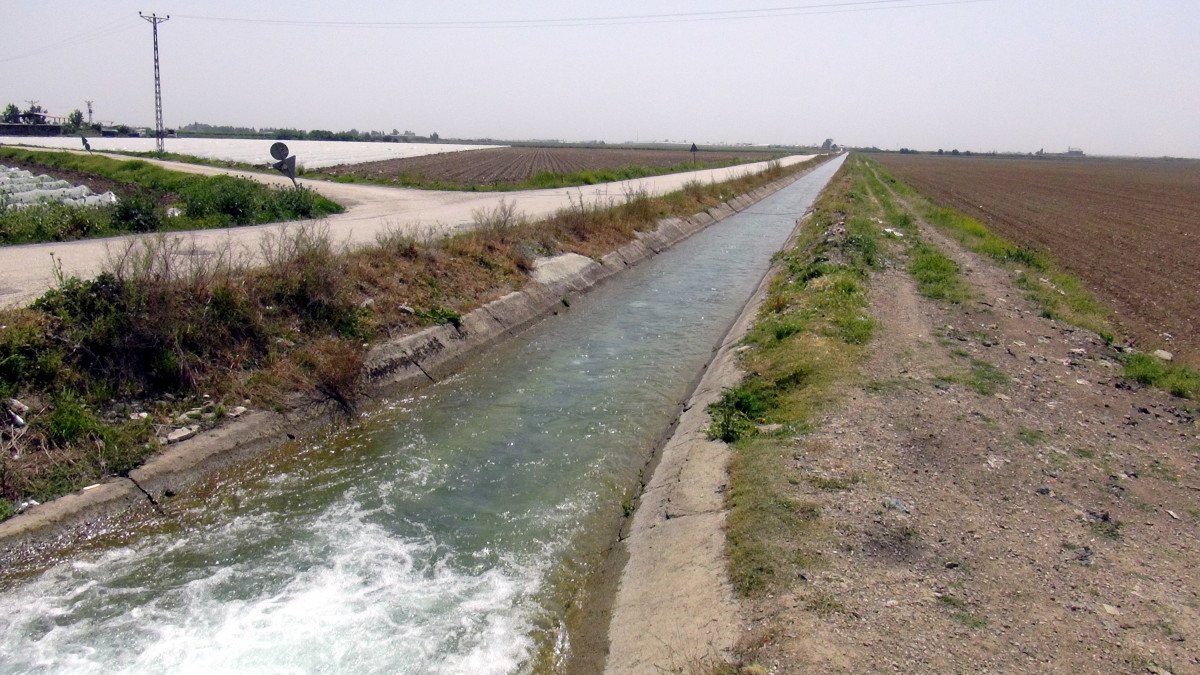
0, 148, 342, 244
717, 156, 885, 596
0, 156, 827, 520
865, 159, 1198, 401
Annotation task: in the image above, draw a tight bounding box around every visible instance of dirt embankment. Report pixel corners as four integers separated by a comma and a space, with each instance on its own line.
739, 186, 1200, 672
875, 154, 1200, 366
0, 162, 825, 569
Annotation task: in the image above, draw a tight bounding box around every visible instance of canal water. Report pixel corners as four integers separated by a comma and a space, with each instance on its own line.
0, 155, 844, 674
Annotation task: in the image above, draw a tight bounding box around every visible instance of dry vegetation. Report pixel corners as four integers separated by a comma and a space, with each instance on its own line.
0, 156, 825, 518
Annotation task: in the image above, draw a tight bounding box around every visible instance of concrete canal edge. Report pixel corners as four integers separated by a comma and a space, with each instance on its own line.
0, 158, 831, 564
600, 190, 825, 672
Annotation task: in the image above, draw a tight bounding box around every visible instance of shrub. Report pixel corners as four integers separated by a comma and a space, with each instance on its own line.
112, 191, 161, 232
181, 175, 262, 223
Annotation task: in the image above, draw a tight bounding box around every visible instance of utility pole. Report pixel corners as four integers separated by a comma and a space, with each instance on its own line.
85, 100, 94, 125
139, 12, 169, 152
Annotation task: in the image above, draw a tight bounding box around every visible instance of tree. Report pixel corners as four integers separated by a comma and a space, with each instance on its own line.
2, 103, 19, 124
65, 109, 84, 132
20, 103, 46, 124
429, 132, 439, 141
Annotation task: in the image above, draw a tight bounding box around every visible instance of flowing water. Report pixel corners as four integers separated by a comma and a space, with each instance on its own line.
0, 155, 844, 674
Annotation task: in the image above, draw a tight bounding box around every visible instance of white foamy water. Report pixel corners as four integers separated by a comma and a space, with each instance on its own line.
0, 488, 543, 675
0, 137, 503, 169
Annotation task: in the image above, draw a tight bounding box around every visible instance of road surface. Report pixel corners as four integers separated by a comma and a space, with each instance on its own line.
0, 151, 816, 307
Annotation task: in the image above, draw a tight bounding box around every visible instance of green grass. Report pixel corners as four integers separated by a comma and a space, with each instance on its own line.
0, 147, 342, 244
1123, 353, 1200, 400
723, 157, 885, 596
1017, 428, 1045, 446
909, 242, 971, 302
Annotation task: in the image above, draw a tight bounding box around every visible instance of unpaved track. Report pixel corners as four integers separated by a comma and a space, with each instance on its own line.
739, 195, 1200, 672
0, 149, 816, 307
876, 153, 1200, 366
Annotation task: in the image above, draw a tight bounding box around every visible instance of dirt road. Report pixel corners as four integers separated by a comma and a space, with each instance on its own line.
739, 188, 1200, 673
0, 150, 817, 307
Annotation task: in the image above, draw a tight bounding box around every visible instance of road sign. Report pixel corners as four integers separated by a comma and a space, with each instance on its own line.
269, 143, 298, 187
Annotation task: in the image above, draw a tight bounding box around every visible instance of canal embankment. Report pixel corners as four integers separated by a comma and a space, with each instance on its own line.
0, 155, 835, 564
0, 155, 846, 674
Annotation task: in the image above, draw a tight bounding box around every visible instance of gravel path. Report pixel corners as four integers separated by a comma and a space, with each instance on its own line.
0, 150, 817, 307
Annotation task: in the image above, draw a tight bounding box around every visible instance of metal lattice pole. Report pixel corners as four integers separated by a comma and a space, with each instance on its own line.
139, 12, 169, 153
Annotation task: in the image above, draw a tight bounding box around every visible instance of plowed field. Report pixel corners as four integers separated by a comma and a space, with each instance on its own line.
877, 154, 1200, 363
320, 146, 774, 186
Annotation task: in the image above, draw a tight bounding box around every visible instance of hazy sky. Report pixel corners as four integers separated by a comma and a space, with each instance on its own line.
4, 1, 1198, 157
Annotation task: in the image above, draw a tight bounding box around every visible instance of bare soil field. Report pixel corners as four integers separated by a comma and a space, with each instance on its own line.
740, 180, 1200, 673
319, 146, 775, 186
875, 154, 1200, 365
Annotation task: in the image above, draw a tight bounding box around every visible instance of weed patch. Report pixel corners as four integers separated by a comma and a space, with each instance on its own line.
1123, 353, 1200, 400
909, 243, 970, 302
724, 157, 883, 597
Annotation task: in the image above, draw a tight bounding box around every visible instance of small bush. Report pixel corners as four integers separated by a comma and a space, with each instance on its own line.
416, 305, 463, 329
46, 395, 102, 445
181, 175, 262, 223
308, 338, 365, 414
112, 191, 161, 232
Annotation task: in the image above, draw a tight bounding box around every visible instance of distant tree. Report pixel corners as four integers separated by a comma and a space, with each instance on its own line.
937, 148, 944, 155
951, 149, 960, 156
65, 109, 84, 132
20, 103, 46, 124
391, 128, 399, 136
308, 129, 335, 140
430, 132, 439, 141
1, 103, 19, 124
964, 150, 973, 156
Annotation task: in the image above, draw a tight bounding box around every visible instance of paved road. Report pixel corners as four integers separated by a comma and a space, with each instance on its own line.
0, 151, 816, 307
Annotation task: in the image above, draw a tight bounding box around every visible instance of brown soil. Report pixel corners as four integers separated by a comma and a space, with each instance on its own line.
874, 154, 1200, 366
319, 146, 774, 185
738, 202, 1200, 673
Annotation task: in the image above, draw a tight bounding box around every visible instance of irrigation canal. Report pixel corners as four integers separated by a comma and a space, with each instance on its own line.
0, 155, 844, 673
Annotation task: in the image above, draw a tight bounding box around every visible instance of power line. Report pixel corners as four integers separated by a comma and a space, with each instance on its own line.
0, 18, 138, 64
173, 0, 997, 29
